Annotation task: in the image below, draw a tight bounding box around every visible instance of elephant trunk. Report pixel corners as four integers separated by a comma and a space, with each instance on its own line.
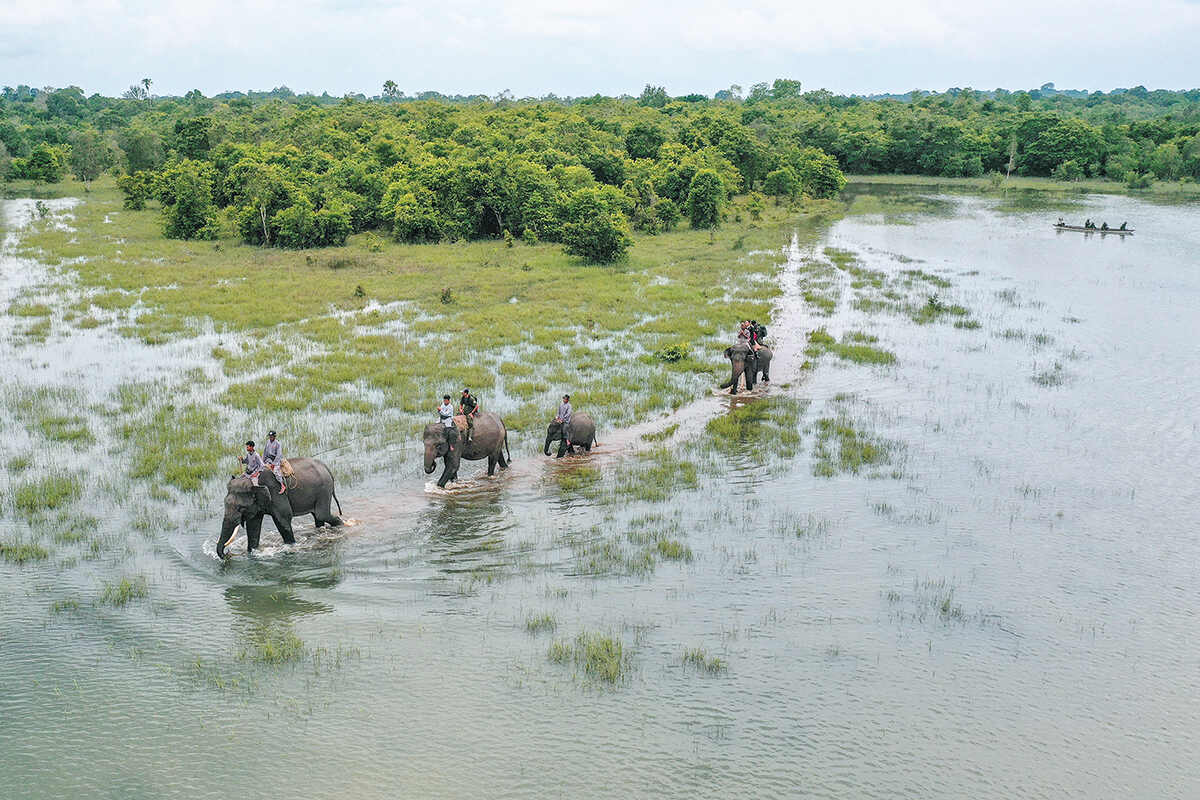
217, 514, 239, 558
423, 442, 437, 474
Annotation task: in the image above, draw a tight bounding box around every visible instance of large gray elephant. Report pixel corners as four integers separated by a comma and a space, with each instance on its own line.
217, 457, 343, 558
720, 343, 772, 394
423, 411, 511, 488
544, 412, 597, 458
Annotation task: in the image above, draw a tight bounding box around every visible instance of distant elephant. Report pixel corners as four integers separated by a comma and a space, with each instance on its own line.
217, 457, 343, 558
544, 412, 597, 458
423, 411, 511, 488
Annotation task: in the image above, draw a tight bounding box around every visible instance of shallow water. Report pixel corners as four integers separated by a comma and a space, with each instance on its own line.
2, 188, 1199, 798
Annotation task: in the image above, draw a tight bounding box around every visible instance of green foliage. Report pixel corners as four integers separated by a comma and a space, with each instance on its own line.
13, 143, 67, 182
625, 122, 665, 159
68, 127, 114, 183
158, 159, 218, 240
561, 186, 633, 263
763, 167, 800, 200
685, 169, 725, 229
653, 342, 690, 362
118, 170, 154, 210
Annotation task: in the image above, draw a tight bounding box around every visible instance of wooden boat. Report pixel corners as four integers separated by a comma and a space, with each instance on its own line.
1053, 223, 1134, 235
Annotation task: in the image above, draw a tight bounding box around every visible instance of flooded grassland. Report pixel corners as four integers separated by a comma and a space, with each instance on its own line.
2, 182, 1199, 798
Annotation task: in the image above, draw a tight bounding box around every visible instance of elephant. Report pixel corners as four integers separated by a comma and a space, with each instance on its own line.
720, 343, 773, 394
544, 412, 597, 458
217, 457, 343, 559
423, 411, 511, 488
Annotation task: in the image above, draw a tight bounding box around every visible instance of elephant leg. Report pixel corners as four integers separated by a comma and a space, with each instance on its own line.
245, 515, 264, 552
314, 496, 343, 527
584, 441, 592, 452
487, 454, 497, 476
497, 450, 508, 469
438, 461, 455, 487
729, 367, 741, 394
556, 438, 568, 458
271, 512, 296, 545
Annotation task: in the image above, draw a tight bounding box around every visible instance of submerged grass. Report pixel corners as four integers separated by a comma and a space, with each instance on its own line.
805, 328, 897, 366
239, 628, 307, 665
548, 630, 630, 684
812, 413, 903, 477
0, 540, 50, 564
100, 575, 149, 606
525, 613, 558, 635
14, 473, 82, 514
703, 397, 806, 461
682, 647, 728, 674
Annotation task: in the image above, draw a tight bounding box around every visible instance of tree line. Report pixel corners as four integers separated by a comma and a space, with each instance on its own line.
2, 80, 1198, 260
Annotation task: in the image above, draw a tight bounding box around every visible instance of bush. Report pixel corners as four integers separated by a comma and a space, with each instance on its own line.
685, 169, 725, 229
763, 167, 799, 200
1052, 159, 1085, 181
118, 171, 154, 210
1125, 171, 1154, 190
653, 342, 690, 362
159, 160, 218, 240
562, 211, 633, 263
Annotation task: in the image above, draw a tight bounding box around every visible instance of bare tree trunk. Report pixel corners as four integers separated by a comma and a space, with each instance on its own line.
260, 203, 269, 245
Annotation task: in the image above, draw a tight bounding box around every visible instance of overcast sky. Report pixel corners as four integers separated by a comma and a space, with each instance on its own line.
3, 0, 1199, 98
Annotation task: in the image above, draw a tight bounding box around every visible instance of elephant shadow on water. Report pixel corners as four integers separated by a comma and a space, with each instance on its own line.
416, 495, 515, 579
224, 584, 333, 660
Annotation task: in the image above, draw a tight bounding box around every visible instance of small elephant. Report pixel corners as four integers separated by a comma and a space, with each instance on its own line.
544, 412, 597, 458
217, 457, 343, 558
423, 411, 511, 488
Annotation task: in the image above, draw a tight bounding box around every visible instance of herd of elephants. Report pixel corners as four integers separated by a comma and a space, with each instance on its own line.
215, 339, 772, 558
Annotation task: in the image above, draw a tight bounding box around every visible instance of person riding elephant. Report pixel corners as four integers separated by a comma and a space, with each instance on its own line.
459, 388, 479, 442
216, 457, 344, 558
545, 404, 597, 458
422, 411, 511, 488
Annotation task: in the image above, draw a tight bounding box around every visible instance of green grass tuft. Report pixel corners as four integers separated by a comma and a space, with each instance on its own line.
0, 540, 50, 564
683, 647, 728, 674
14, 473, 82, 514
100, 575, 149, 606
548, 631, 629, 684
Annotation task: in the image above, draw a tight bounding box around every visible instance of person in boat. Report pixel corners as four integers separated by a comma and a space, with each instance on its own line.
1101, 222, 1109, 231
239, 440, 264, 486
262, 430, 286, 493
1119, 221, 1128, 230
437, 394, 457, 450
1084, 218, 1093, 229
459, 388, 479, 442
555, 394, 573, 447
1056, 217, 1065, 227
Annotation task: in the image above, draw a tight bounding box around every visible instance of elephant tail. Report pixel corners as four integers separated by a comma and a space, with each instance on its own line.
332, 486, 343, 516
504, 429, 512, 464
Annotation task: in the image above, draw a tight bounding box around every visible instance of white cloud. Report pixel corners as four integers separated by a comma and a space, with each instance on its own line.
2, 0, 1197, 95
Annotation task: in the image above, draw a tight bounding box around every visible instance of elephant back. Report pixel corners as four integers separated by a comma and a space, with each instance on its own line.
568, 412, 596, 443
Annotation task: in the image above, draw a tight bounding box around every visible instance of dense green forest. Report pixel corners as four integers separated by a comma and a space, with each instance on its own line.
2, 80, 1198, 259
